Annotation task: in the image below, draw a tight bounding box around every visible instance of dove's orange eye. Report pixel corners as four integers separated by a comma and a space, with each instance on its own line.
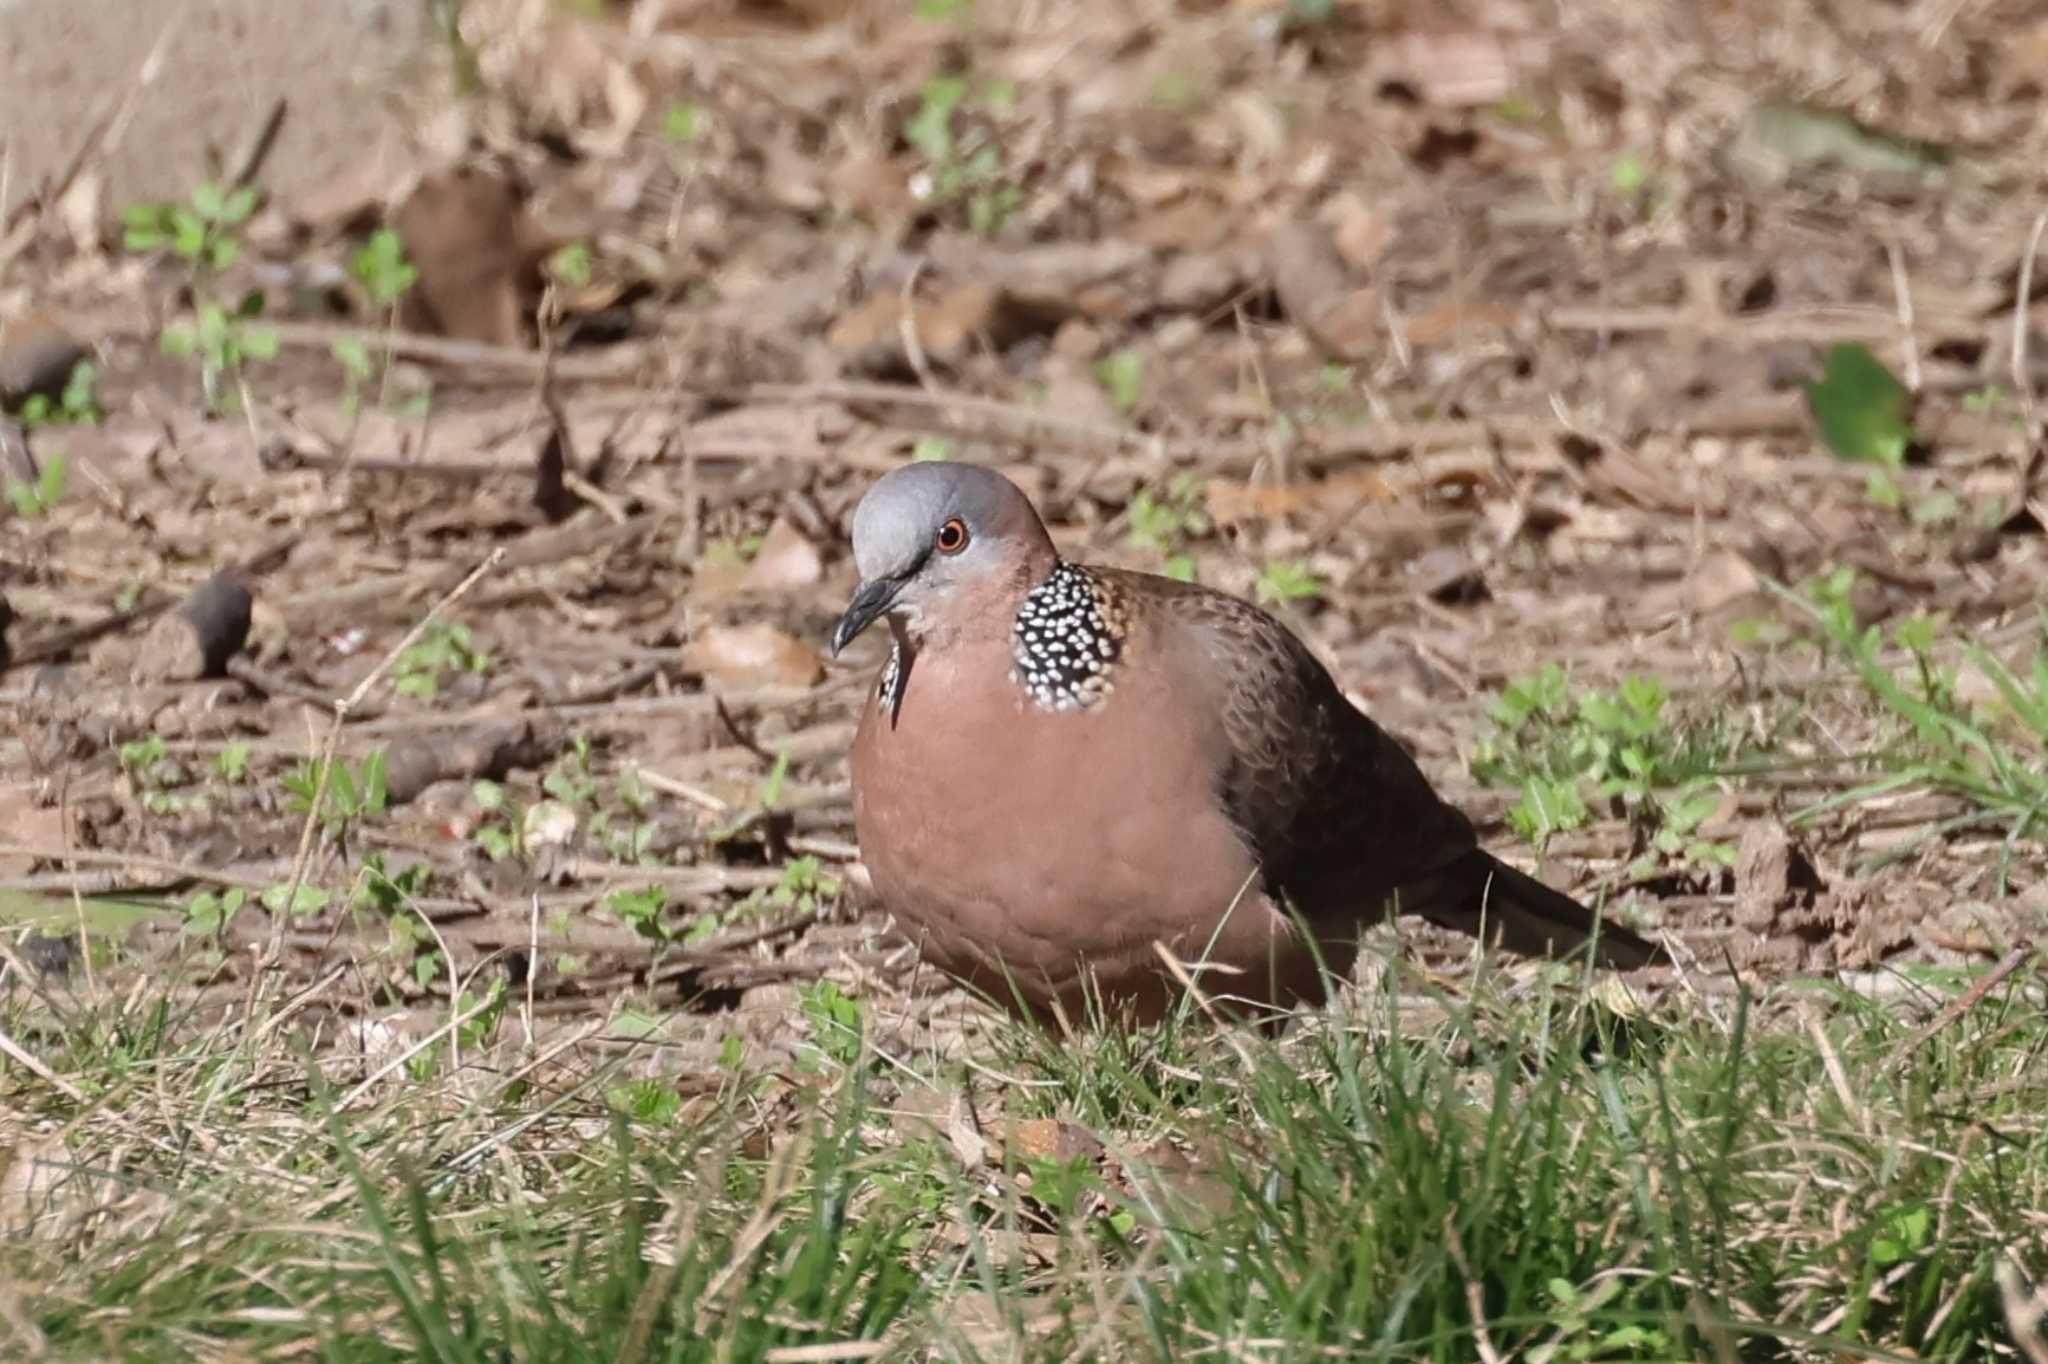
935, 518, 970, 554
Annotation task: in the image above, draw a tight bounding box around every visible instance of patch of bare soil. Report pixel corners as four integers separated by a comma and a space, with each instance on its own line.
3, 0, 2046, 1068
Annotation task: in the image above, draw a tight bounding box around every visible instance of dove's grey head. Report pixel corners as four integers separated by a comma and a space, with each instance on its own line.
832, 462, 1057, 655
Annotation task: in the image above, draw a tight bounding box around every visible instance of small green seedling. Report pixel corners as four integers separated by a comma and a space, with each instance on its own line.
1529, 1276, 1669, 1363
1255, 559, 1323, 607
1094, 349, 1145, 414
184, 887, 247, 937
349, 229, 418, 308
1126, 475, 1208, 582
471, 779, 518, 860
394, 622, 491, 698
548, 242, 593, 289
284, 751, 388, 843
607, 885, 668, 937
354, 853, 432, 915
1609, 152, 1650, 197
128, 182, 274, 414
123, 182, 258, 274
160, 299, 278, 415
606, 1078, 684, 1124
213, 740, 252, 784
662, 101, 704, 144
905, 74, 1023, 236
260, 880, 332, 920
117, 731, 192, 815
17, 361, 100, 428
3, 452, 67, 519
799, 979, 865, 1070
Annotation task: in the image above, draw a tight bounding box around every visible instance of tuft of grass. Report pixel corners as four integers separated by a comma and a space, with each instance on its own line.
3, 450, 67, 519
1772, 573, 2048, 883
7, 918, 2045, 1361
393, 621, 492, 699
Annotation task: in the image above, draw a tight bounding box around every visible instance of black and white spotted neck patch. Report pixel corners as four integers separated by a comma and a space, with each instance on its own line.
1010, 561, 1127, 712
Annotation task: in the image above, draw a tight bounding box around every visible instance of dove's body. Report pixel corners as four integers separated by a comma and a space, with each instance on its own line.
835, 464, 1657, 1020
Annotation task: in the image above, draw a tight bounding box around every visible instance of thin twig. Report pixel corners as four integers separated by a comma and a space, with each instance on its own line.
1888, 945, 2035, 1069
0, 1021, 89, 1101
2013, 209, 2048, 509
1441, 1212, 1506, 1364
1886, 238, 1922, 394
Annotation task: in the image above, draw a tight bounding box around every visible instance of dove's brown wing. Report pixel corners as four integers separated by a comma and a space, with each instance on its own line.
1115, 568, 1659, 968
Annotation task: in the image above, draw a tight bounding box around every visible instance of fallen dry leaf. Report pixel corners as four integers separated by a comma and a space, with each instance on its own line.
739, 519, 825, 594
0, 792, 68, 876
1269, 221, 1382, 361
683, 622, 823, 687
828, 280, 1013, 373
393, 166, 553, 347
1003, 1118, 1105, 1165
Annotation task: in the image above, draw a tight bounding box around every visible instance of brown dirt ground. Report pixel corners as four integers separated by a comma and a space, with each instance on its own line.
2, 0, 2046, 1072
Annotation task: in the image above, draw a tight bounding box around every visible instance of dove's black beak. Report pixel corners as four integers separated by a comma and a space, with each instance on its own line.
831, 577, 901, 657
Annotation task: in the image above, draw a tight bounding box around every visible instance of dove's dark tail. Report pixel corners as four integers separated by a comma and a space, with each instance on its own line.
1413, 849, 1664, 969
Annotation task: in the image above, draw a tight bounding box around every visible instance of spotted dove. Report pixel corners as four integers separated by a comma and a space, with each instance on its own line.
832, 462, 1659, 1021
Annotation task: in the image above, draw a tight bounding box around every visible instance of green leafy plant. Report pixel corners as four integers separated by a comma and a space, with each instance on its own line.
349, 228, 417, 307
18, 360, 100, 428
127, 183, 274, 414
393, 622, 491, 698
3, 451, 66, 519
904, 74, 1023, 236
1126, 475, 1208, 582
384, 910, 438, 985
117, 731, 193, 815
799, 979, 865, 1070
213, 740, 252, 784
1529, 1275, 1669, 1363
284, 751, 388, 843
1094, 349, 1144, 414
1473, 665, 1737, 867
606, 885, 668, 938
260, 880, 332, 920
606, 1077, 684, 1124
548, 242, 594, 288
332, 228, 419, 414
1254, 559, 1323, 606
354, 853, 432, 915
750, 856, 841, 918
408, 979, 509, 1080
471, 779, 518, 860
1807, 342, 1914, 466
184, 887, 247, 937
543, 737, 600, 809
661, 100, 704, 144
160, 299, 278, 414
123, 183, 257, 273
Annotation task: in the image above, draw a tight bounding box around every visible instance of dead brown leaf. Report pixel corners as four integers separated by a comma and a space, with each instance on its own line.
739, 519, 825, 594
683, 622, 823, 688
394, 167, 553, 348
